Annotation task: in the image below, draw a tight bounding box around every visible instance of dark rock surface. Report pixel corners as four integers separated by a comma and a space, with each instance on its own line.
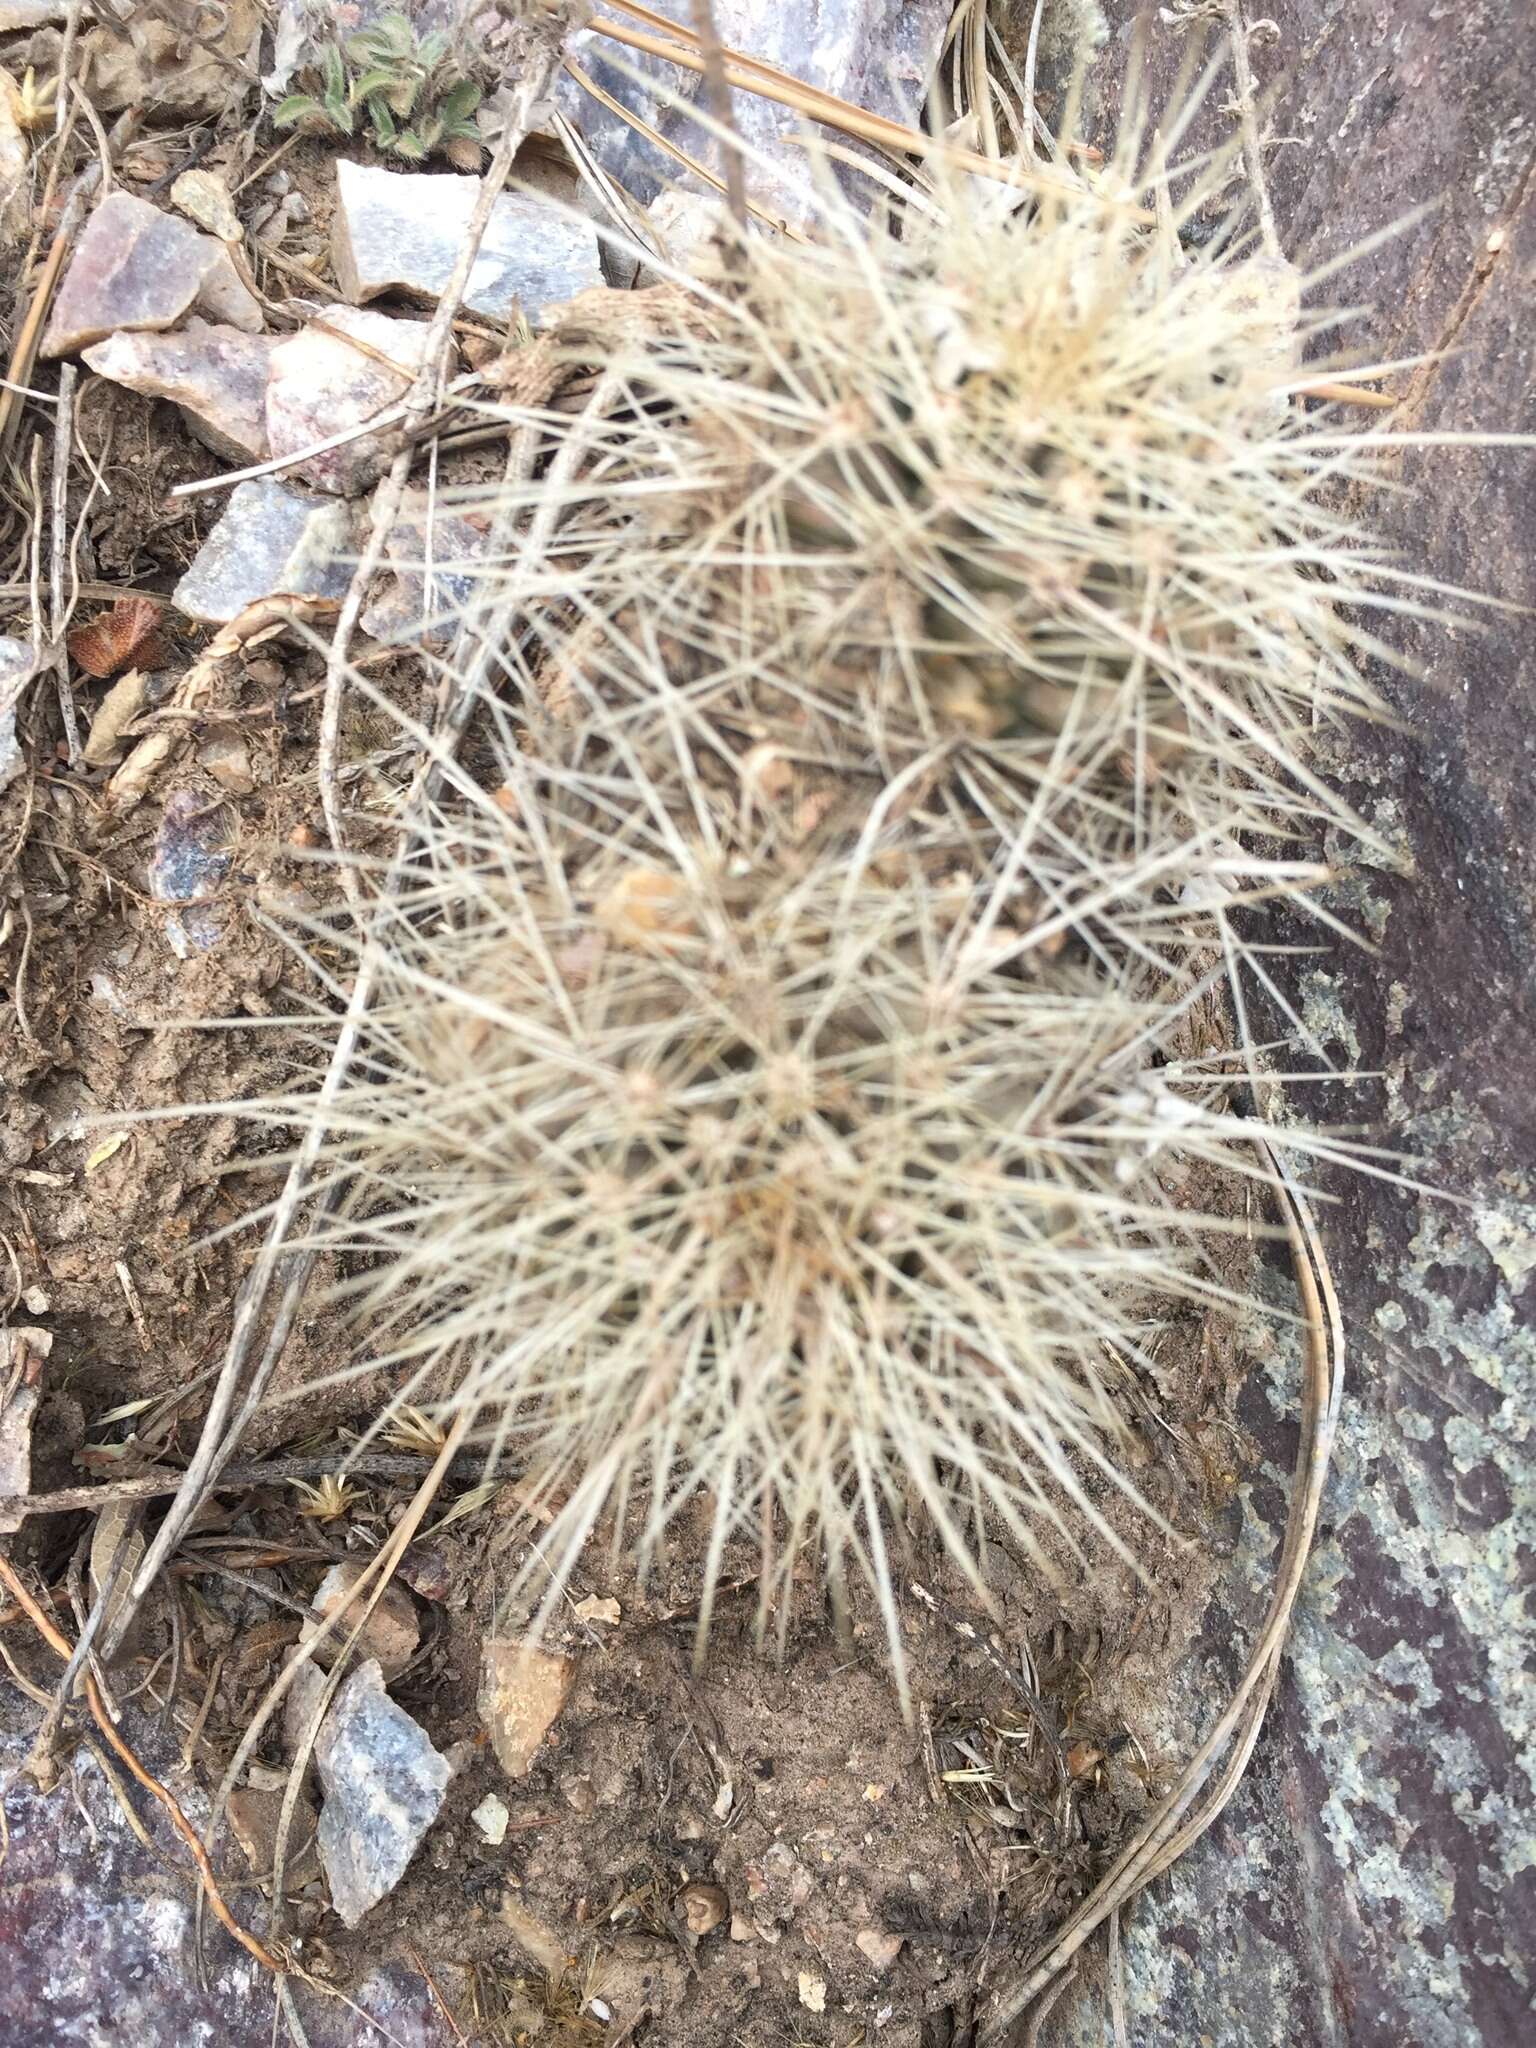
0, 1710, 450, 2048
1050, 6, 1535, 2043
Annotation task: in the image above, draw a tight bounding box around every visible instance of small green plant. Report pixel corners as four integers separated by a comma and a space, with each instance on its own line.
271, 9, 485, 169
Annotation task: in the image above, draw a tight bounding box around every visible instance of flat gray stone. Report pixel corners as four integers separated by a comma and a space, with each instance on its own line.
173, 479, 357, 625
265, 306, 430, 497
83, 321, 276, 465
332, 158, 603, 324
42, 191, 262, 359
314, 1659, 451, 1928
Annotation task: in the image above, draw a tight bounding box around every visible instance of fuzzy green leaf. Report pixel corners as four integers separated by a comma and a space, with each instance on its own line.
348, 66, 396, 106
271, 92, 321, 129
320, 41, 346, 103
416, 30, 450, 70
377, 10, 417, 57
438, 78, 482, 125
322, 91, 354, 136
367, 95, 398, 146
392, 130, 426, 161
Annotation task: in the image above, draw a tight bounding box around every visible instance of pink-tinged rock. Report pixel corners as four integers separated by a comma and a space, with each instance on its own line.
173, 478, 357, 625
83, 321, 275, 464
332, 158, 603, 324
479, 1638, 575, 1779
265, 306, 434, 497
0, 1703, 455, 2046
42, 191, 262, 358
360, 490, 495, 647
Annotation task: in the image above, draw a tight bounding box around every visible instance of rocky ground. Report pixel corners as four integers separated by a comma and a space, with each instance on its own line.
0, 5, 1529, 2047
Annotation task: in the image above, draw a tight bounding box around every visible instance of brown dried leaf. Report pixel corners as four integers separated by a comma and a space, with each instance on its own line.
81, 666, 148, 766
67, 596, 168, 680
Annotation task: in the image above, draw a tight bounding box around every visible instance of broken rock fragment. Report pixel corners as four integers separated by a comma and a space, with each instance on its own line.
302, 1560, 420, 1682
173, 478, 356, 626
479, 1638, 574, 1779
332, 159, 603, 325
360, 490, 495, 646
0, 634, 36, 793
0, 1327, 50, 1535
148, 787, 234, 958
42, 191, 261, 358
265, 306, 433, 496
83, 322, 275, 465
314, 1659, 451, 1928
228, 1785, 322, 1891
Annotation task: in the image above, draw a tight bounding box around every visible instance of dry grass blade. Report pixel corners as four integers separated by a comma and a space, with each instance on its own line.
976, 1136, 1344, 2041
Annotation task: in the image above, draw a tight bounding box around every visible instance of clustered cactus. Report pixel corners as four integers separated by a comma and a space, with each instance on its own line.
231, 108, 1459, 1677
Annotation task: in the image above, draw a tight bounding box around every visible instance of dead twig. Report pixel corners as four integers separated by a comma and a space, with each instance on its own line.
586, 6, 1138, 212
688, 0, 748, 229
48, 363, 80, 762
315, 24, 569, 892
0, 1450, 474, 1524
0, 111, 139, 473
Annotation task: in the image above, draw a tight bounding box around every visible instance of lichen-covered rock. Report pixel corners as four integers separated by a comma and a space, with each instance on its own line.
314, 1659, 451, 1928
42, 192, 261, 358
83, 322, 275, 465
331, 159, 603, 324
172, 479, 356, 625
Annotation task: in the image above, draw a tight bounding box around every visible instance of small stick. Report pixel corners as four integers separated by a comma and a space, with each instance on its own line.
48, 362, 80, 763
1223, 1, 1280, 260
688, 0, 748, 230
976, 1138, 1343, 2039
0, 109, 140, 471
1295, 379, 1396, 410
407, 1945, 472, 2048
0, 1554, 286, 1975
562, 57, 806, 241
